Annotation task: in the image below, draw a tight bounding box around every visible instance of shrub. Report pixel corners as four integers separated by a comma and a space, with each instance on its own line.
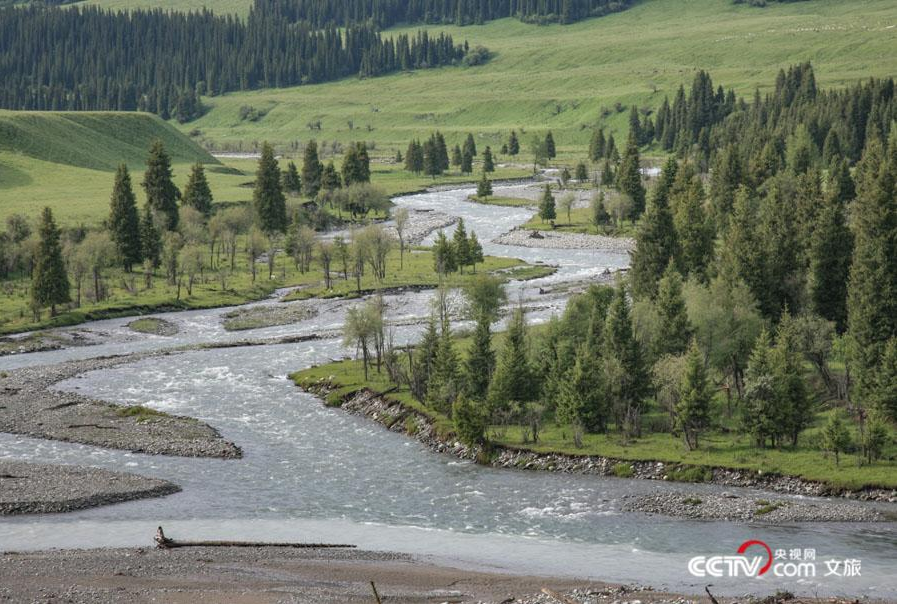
665, 465, 712, 483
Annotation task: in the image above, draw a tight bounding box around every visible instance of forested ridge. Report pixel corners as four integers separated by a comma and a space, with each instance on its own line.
256, 0, 634, 27
0, 5, 468, 119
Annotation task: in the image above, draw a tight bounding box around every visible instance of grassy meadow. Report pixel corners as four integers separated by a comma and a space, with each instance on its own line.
184, 0, 897, 160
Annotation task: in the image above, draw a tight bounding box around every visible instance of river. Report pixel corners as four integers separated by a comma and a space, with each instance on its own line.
1, 184, 895, 598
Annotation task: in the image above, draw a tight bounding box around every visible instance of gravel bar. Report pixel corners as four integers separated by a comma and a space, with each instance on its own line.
0, 354, 241, 458
0, 461, 180, 515
494, 227, 635, 251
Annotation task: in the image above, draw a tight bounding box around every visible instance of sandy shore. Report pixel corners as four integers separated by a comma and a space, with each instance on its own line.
0, 461, 179, 515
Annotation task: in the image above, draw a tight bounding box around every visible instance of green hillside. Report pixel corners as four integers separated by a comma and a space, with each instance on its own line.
186, 0, 897, 156
75, 0, 252, 15
0, 111, 217, 172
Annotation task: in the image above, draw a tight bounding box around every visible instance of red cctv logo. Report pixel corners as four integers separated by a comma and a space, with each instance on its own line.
689, 539, 792, 579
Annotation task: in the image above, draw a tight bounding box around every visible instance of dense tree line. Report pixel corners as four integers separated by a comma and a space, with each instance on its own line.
257, 0, 635, 28
0, 5, 469, 118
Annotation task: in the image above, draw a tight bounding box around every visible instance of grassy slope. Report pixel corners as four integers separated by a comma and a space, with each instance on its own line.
75, 0, 252, 16
186, 0, 897, 158
292, 356, 897, 491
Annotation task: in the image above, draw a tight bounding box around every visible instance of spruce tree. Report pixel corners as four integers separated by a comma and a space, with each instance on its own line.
142, 139, 180, 231
628, 106, 642, 146
451, 144, 463, 167
616, 134, 645, 216
321, 161, 342, 191
629, 158, 679, 299
557, 333, 606, 434
602, 282, 651, 439
461, 148, 473, 174
544, 131, 556, 160
589, 128, 606, 162
468, 231, 484, 271
463, 132, 477, 158
773, 311, 812, 446
435, 131, 450, 172
718, 186, 765, 306
301, 140, 323, 197
675, 340, 712, 450
673, 174, 713, 281
808, 169, 853, 331
539, 183, 556, 222
453, 218, 471, 271
654, 263, 691, 356
283, 161, 302, 195
488, 306, 534, 413
427, 325, 460, 414
253, 142, 287, 233
868, 338, 897, 421
743, 330, 780, 447
140, 206, 162, 268
32, 207, 70, 316
182, 163, 213, 217
465, 318, 495, 401
433, 230, 456, 273
847, 136, 897, 400
575, 161, 588, 182
412, 314, 440, 398
477, 172, 492, 200
108, 164, 142, 272
482, 146, 495, 172
508, 130, 519, 156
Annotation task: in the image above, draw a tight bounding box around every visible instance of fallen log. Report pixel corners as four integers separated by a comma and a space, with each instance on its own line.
154, 526, 356, 550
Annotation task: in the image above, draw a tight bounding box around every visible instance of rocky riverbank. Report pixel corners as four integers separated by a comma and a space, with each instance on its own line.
0, 354, 241, 458
0, 461, 180, 515
298, 381, 897, 509
622, 492, 890, 523
494, 226, 635, 251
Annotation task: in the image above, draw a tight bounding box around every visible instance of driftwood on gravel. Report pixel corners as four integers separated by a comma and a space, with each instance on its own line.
154, 527, 356, 550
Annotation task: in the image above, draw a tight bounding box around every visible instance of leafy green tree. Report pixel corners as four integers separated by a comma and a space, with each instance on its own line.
538, 184, 556, 222
477, 172, 492, 200
629, 158, 679, 299
31, 207, 70, 317
822, 411, 851, 465
488, 306, 534, 413
453, 394, 487, 446
182, 163, 213, 217
675, 340, 712, 450
602, 281, 651, 438
253, 142, 287, 233
301, 140, 323, 197
482, 146, 495, 173
108, 164, 142, 272
616, 134, 645, 216
142, 139, 180, 231
558, 192, 575, 224
529, 136, 548, 172
507, 130, 519, 156
544, 131, 556, 159
283, 161, 302, 195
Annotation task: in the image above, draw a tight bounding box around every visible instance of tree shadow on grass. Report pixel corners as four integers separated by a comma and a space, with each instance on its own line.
0, 161, 33, 190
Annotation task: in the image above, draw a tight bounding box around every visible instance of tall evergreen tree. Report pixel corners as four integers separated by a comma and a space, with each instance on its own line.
507, 130, 520, 156
253, 142, 287, 233
629, 158, 679, 299
140, 206, 162, 268
675, 340, 711, 450
451, 144, 463, 167
488, 306, 534, 413
108, 164, 142, 271
672, 174, 713, 281
142, 139, 180, 231
435, 131, 450, 172
321, 161, 342, 191
463, 132, 477, 158
283, 161, 302, 195
544, 131, 556, 160
589, 128, 606, 161
807, 167, 853, 330
32, 207, 70, 316
182, 163, 213, 217
847, 136, 897, 400
477, 172, 492, 199
616, 134, 645, 216
461, 148, 473, 174
482, 146, 495, 172
539, 184, 556, 222
453, 218, 471, 271
557, 332, 606, 434
427, 325, 460, 414
301, 140, 323, 197
602, 281, 651, 438
654, 263, 691, 357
